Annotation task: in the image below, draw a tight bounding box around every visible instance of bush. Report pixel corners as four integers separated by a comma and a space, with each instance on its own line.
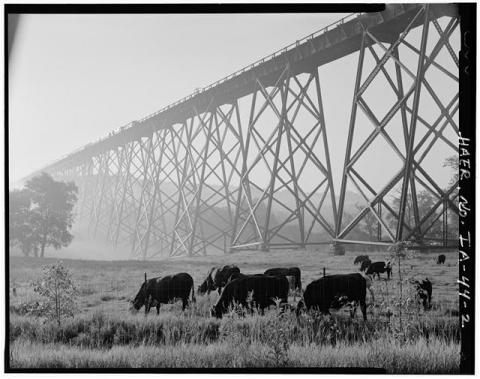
32, 261, 78, 326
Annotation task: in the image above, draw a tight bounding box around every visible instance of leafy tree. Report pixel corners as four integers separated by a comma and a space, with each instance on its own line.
9, 189, 38, 256
338, 211, 367, 241
443, 155, 459, 239
388, 157, 460, 242
387, 189, 443, 242
11, 173, 78, 258
443, 155, 459, 187
25, 173, 78, 257
355, 203, 378, 240
32, 261, 78, 326
416, 190, 442, 238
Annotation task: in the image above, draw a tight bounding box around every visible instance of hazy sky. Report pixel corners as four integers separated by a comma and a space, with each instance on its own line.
9, 12, 459, 195
9, 13, 342, 181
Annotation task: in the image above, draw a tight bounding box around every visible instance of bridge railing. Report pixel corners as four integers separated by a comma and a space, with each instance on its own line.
135, 12, 362, 124
45, 12, 365, 165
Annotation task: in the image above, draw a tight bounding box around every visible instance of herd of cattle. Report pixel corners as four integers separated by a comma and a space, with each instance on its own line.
130, 254, 445, 321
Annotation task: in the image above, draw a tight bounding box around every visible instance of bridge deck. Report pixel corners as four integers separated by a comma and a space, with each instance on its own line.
40, 3, 456, 172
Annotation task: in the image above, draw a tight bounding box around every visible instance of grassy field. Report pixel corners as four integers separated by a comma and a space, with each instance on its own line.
8, 246, 460, 372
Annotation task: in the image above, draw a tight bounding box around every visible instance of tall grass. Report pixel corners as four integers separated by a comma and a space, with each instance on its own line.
10, 305, 459, 350
9, 249, 460, 371
9, 301, 460, 372
10, 337, 459, 372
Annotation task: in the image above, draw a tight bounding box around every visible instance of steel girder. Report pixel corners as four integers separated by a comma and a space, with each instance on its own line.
49, 64, 338, 258
229, 66, 337, 251
335, 5, 459, 246
47, 6, 460, 258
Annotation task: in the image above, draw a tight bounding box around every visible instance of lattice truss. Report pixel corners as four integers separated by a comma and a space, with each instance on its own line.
50, 5, 459, 258
52, 66, 337, 258
231, 67, 337, 251
336, 5, 459, 245
164, 66, 337, 256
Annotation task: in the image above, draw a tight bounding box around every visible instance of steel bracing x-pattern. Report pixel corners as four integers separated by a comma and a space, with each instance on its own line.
336, 5, 459, 246
47, 5, 459, 258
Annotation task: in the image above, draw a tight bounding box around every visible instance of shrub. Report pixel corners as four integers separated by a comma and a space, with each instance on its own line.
32, 261, 78, 326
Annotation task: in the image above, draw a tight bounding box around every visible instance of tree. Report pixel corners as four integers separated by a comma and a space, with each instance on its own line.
338, 210, 368, 241
32, 261, 78, 326
355, 203, 378, 240
443, 155, 459, 187
23, 173, 78, 257
9, 189, 37, 256
387, 189, 442, 243
443, 155, 459, 239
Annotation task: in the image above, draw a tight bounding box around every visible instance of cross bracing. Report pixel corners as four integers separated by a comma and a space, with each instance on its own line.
34, 4, 460, 258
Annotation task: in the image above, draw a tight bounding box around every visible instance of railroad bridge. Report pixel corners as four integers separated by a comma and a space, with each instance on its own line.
31, 4, 460, 258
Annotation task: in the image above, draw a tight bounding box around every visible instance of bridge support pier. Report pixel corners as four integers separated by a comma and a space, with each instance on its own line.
336, 4, 459, 245
43, 6, 460, 258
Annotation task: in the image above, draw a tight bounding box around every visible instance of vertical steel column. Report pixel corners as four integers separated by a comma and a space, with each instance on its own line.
284, 83, 306, 247
96, 153, 111, 235
396, 5, 430, 241
230, 92, 259, 249
113, 143, 134, 247
88, 154, 108, 236
336, 32, 366, 237
313, 69, 338, 233
377, 202, 382, 241
442, 197, 448, 246
138, 128, 168, 259
262, 75, 290, 251
131, 134, 155, 258
77, 159, 93, 226
392, 46, 421, 240
106, 147, 126, 241
169, 121, 192, 256
213, 110, 235, 247
188, 111, 214, 256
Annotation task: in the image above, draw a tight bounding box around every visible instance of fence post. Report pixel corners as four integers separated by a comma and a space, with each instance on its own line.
323, 267, 326, 277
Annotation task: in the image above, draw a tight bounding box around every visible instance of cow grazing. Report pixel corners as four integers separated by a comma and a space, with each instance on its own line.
286, 276, 296, 292
227, 271, 247, 283
365, 261, 392, 280
228, 272, 299, 300
415, 278, 432, 310
131, 273, 195, 314
437, 254, 446, 265
297, 273, 369, 320
264, 267, 302, 291
198, 265, 240, 295
354, 255, 370, 265
359, 259, 372, 272
211, 275, 289, 318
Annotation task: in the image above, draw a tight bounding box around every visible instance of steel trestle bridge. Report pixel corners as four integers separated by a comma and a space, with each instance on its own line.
31, 4, 460, 259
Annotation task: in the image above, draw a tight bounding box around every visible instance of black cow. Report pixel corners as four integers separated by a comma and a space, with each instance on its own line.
264, 267, 302, 291
354, 255, 370, 265
415, 278, 432, 310
227, 271, 248, 283
198, 265, 240, 295
359, 259, 372, 272
211, 275, 289, 318
297, 273, 369, 320
227, 272, 299, 299
131, 273, 195, 314
437, 254, 446, 265
365, 261, 392, 280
